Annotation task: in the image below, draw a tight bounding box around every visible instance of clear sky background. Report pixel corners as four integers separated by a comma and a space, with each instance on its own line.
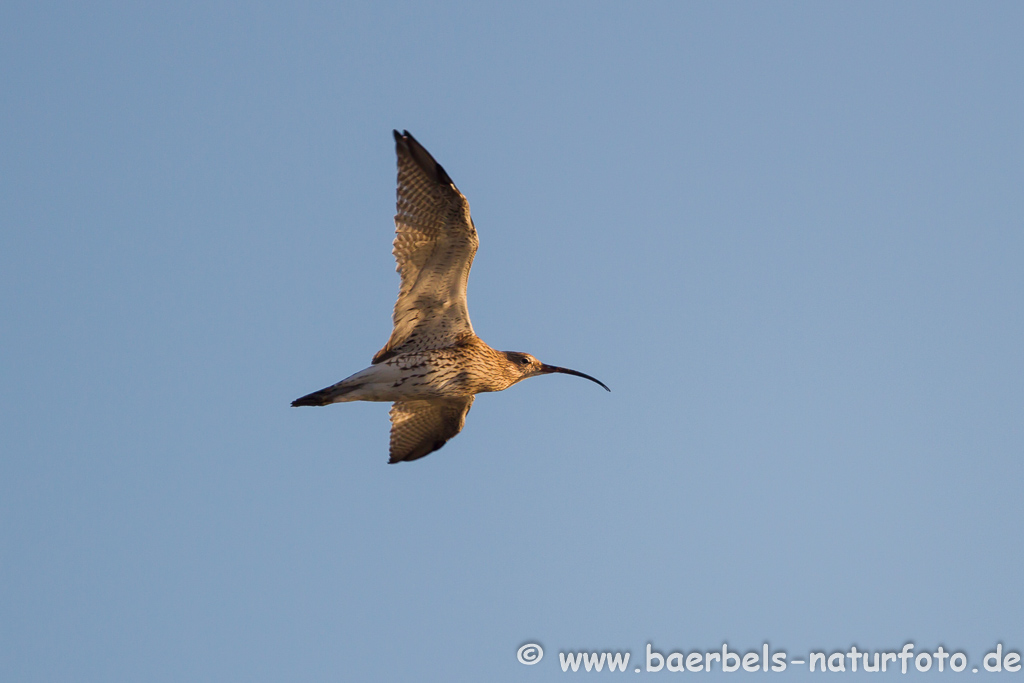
2, 2, 1021, 681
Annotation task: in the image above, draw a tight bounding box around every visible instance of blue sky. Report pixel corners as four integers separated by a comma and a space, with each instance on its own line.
2, 2, 1021, 680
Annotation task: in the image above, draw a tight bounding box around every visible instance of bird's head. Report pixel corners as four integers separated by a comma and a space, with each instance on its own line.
502, 351, 610, 392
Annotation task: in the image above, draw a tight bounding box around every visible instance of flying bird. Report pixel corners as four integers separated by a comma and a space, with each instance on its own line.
292, 130, 609, 463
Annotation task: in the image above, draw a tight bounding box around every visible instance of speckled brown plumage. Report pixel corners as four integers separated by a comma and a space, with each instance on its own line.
292, 130, 609, 463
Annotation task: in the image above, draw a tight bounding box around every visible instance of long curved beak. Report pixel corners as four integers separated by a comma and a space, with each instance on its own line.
539, 364, 611, 392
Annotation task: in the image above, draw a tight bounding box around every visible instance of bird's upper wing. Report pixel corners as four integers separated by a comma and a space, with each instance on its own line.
372, 131, 479, 364
388, 396, 475, 463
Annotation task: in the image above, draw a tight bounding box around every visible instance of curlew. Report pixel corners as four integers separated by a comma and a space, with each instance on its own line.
292, 130, 609, 463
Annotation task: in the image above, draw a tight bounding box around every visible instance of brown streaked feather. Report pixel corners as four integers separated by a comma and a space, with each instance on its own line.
388, 396, 475, 463
373, 130, 479, 364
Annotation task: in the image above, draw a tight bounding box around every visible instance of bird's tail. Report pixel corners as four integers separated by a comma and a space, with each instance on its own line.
291, 382, 363, 407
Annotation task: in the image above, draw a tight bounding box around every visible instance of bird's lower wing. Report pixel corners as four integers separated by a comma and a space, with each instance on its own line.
373, 131, 479, 364
388, 396, 475, 463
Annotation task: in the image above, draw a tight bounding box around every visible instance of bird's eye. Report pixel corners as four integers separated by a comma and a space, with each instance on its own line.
519, 356, 531, 365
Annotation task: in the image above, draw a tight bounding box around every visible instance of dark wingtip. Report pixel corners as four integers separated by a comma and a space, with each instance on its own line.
291, 390, 329, 407
392, 129, 453, 186
389, 439, 447, 464
394, 129, 417, 146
